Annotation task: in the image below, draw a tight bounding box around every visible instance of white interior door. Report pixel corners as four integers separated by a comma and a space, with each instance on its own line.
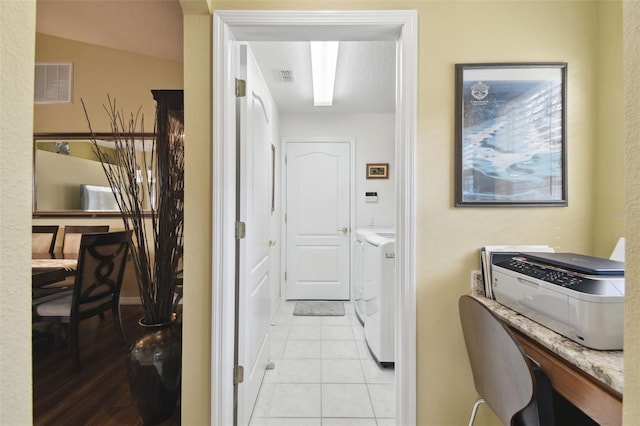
236, 43, 272, 426
285, 141, 351, 300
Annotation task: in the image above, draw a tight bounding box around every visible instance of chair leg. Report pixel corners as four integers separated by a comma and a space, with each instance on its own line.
112, 304, 126, 344
468, 398, 485, 426
69, 319, 81, 370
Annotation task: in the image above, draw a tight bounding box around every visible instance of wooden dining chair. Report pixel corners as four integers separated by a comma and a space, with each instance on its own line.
32, 225, 60, 254
36, 230, 132, 369
458, 295, 555, 426
61, 225, 110, 255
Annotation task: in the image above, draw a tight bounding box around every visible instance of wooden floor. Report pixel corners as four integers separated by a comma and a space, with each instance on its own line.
32, 305, 181, 425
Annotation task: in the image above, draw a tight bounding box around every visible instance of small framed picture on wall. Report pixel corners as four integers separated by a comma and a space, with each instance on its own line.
366, 163, 389, 179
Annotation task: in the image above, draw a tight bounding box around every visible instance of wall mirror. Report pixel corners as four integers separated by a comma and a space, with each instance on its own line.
33, 132, 156, 217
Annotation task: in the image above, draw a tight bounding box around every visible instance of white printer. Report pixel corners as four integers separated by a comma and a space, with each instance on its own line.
491, 252, 624, 350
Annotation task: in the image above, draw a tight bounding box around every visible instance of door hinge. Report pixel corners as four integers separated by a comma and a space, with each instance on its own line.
284, 271, 287, 281
284, 213, 287, 224
235, 79, 246, 97
236, 221, 246, 239
285, 155, 287, 165
234, 365, 244, 384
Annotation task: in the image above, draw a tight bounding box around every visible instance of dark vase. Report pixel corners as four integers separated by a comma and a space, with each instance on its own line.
127, 317, 182, 425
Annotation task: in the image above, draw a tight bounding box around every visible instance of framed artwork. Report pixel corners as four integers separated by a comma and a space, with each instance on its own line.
455, 63, 568, 206
366, 163, 389, 179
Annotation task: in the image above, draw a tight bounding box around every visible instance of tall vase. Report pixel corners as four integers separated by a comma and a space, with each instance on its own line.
127, 317, 182, 425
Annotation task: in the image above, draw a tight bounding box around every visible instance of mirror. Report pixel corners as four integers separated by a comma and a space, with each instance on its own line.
33, 133, 156, 217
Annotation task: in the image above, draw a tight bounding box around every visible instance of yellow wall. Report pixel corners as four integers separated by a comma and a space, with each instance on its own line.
0, 1, 36, 424
623, 1, 640, 423
594, 1, 625, 257
182, 1, 627, 425
34, 33, 183, 133
180, 9, 213, 426
419, 3, 595, 423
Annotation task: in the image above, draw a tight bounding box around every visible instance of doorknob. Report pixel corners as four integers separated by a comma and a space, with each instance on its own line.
338, 227, 349, 234
268, 240, 277, 246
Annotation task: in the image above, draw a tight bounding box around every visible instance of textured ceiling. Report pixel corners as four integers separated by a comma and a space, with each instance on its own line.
250, 41, 396, 114
35, 0, 396, 114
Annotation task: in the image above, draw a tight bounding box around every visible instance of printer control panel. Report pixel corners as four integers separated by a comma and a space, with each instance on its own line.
497, 257, 587, 287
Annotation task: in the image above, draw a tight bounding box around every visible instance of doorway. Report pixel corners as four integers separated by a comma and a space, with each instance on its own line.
212, 10, 418, 426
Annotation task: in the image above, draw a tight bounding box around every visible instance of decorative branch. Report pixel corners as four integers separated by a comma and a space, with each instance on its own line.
82, 96, 184, 324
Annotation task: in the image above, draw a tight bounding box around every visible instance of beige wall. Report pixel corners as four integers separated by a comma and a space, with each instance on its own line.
34, 33, 183, 133
0, 1, 36, 424
190, 1, 628, 425
180, 9, 213, 426
419, 3, 595, 423
594, 1, 625, 257
623, 1, 640, 423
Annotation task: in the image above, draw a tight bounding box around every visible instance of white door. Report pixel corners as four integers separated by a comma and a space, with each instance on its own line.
285, 141, 351, 300
235, 43, 272, 426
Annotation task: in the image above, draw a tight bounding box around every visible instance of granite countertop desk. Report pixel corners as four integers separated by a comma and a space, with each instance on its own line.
472, 295, 623, 426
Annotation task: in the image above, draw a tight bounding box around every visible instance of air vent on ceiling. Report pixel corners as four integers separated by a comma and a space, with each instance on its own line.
34, 62, 72, 104
278, 69, 295, 83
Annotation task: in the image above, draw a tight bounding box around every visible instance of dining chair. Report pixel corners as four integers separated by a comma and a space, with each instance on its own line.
61, 225, 110, 255
32, 225, 60, 254
172, 244, 184, 314
458, 295, 555, 426
36, 230, 132, 369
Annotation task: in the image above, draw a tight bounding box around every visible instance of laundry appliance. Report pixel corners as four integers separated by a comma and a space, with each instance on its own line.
353, 228, 395, 366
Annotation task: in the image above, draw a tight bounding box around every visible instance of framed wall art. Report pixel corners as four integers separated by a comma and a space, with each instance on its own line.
454, 62, 568, 207
366, 163, 389, 179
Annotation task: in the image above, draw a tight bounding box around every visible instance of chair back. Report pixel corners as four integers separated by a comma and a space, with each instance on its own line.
61, 225, 110, 255
71, 231, 131, 318
459, 295, 535, 425
32, 225, 59, 254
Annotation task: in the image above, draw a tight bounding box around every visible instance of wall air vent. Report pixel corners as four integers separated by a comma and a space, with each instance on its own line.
278, 69, 295, 83
34, 62, 72, 104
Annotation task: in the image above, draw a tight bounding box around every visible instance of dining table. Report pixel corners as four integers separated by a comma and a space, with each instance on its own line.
31, 253, 78, 302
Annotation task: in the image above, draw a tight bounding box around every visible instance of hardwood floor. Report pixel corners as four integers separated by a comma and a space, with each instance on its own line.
32, 305, 181, 425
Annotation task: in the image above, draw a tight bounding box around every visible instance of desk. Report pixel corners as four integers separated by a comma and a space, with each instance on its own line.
474, 296, 623, 426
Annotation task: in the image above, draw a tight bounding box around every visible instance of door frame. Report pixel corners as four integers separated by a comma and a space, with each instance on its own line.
282, 137, 356, 301
212, 10, 418, 426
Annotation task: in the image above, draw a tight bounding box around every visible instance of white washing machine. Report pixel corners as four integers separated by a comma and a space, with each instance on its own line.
353, 228, 395, 366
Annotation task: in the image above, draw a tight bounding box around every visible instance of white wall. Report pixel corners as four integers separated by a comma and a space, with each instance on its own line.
269, 103, 282, 314
280, 113, 395, 230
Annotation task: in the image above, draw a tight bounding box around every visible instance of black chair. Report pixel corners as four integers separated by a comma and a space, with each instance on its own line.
36, 230, 132, 369
32, 225, 59, 254
61, 225, 110, 254
459, 295, 554, 426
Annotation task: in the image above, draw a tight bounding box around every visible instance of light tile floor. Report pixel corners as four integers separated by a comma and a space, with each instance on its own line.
250, 301, 396, 426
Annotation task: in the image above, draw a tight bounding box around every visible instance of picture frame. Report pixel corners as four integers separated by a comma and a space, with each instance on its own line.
454, 62, 568, 207
366, 163, 389, 179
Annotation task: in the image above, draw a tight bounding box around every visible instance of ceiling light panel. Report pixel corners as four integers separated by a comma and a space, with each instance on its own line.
310, 41, 339, 106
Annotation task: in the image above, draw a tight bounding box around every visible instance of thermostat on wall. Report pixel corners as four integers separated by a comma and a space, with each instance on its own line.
365, 192, 378, 203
